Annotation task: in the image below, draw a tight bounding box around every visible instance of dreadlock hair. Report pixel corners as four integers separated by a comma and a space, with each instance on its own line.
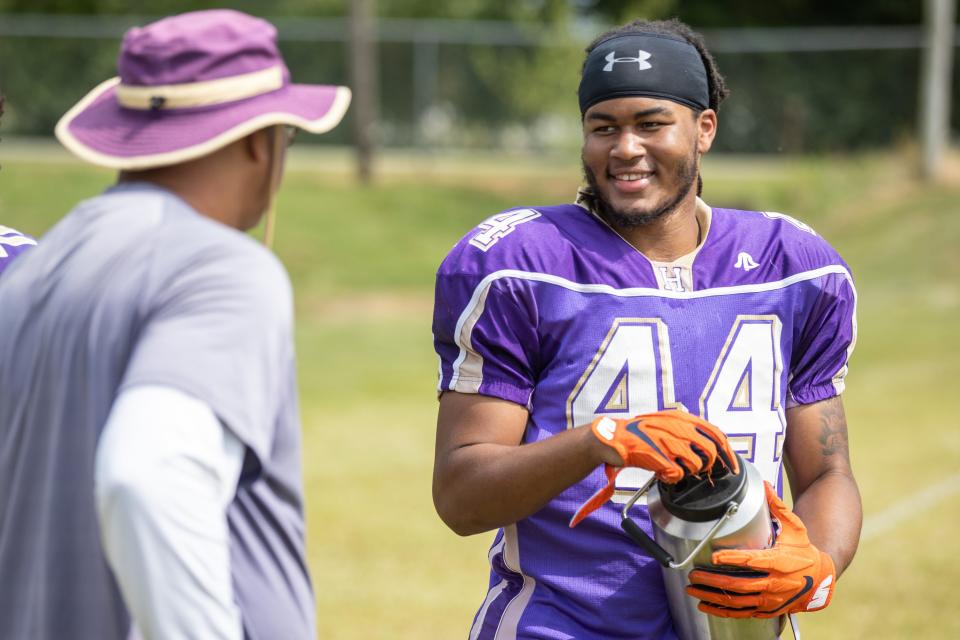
581, 18, 728, 196
582, 18, 729, 113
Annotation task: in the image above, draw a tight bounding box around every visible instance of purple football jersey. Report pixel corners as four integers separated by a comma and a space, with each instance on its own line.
0, 226, 37, 275
433, 199, 856, 640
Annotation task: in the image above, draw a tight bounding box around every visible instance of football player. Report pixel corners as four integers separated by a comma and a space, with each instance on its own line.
432, 18, 861, 638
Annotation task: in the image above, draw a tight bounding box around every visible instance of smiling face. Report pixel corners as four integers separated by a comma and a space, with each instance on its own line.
581, 96, 716, 230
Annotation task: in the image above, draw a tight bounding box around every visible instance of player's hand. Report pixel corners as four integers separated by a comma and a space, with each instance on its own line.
569, 410, 737, 527
590, 410, 738, 481
685, 481, 836, 618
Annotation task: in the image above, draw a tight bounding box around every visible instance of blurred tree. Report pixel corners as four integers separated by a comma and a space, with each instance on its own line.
459, 0, 581, 132
377, 0, 572, 22
572, 0, 677, 25
0, 0, 345, 15
577, 0, 922, 26
0, 0, 928, 24
0, 0, 950, 152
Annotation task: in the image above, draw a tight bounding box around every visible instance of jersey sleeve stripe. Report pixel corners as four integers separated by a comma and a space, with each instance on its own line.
449, 276, 499, 392
832, 275, 859, 395
468, 525, 537, 640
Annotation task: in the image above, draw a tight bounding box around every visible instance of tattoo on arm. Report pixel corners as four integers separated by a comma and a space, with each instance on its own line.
817, 400, 849, 458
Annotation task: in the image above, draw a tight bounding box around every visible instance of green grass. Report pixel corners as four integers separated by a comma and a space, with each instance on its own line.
1, 145, 958, 638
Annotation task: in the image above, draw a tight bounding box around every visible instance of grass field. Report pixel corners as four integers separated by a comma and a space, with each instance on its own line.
1, 143, 958, 639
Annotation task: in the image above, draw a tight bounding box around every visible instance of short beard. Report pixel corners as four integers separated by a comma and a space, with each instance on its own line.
582, 149, 699, 230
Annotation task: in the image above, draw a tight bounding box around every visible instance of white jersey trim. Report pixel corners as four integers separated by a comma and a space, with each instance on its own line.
469, 536, 508, 640
493, 525, 536, 640
447, 265, 856, 398
469, 526, 538, 640
833, 276, 859, 395
448, 272, 497, 392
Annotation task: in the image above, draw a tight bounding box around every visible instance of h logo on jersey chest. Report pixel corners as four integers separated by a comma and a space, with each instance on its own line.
658, 266, 685, 292
603, 50, 652, 72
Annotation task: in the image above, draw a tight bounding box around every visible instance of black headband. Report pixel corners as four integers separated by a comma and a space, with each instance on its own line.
578, 32, 710, 115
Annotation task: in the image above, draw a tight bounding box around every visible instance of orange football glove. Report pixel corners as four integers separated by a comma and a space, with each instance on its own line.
569, 410, 738, 527
685, 481, 836, 618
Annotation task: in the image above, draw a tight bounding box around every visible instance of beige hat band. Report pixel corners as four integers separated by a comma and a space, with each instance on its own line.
116, 65, 284, 110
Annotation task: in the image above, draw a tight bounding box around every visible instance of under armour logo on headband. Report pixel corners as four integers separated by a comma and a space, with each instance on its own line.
579, 32, 709, 114
603, 50, 652, 72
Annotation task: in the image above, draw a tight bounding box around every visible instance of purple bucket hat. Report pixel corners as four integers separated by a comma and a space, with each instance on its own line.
55, 9, 351, 170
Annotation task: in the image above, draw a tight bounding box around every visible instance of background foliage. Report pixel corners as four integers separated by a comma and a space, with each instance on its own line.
0, 0, 924, 22
0, 1, 952, 152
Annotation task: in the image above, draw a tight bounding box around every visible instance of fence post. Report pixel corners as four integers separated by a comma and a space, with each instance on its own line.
413, 36, 439, 146
919, 0, 956, 180
350, 0, 378, 184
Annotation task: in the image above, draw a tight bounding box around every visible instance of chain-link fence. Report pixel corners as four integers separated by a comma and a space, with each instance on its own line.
0, 15, 954, 153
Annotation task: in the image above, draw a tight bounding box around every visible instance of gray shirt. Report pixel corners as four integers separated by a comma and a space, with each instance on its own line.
0, 183, 314, 640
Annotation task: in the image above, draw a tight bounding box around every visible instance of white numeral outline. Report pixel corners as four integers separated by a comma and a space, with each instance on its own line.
565, 318, 684, 431
468, 209, 541, 252
700, 315, 783, 415
700, 316, 786, 476
568, 315, 786, 500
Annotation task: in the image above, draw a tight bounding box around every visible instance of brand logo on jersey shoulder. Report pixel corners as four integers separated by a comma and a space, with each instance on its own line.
761, 211, 817, 236
603, 50, 652, 72
469, 209, 541, 252
734, 252, 760, 272
806, 574, 833, 610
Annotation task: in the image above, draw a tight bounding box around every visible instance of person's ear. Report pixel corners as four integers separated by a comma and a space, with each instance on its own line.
243, 128, 273, 165
696, 109, 718, 155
